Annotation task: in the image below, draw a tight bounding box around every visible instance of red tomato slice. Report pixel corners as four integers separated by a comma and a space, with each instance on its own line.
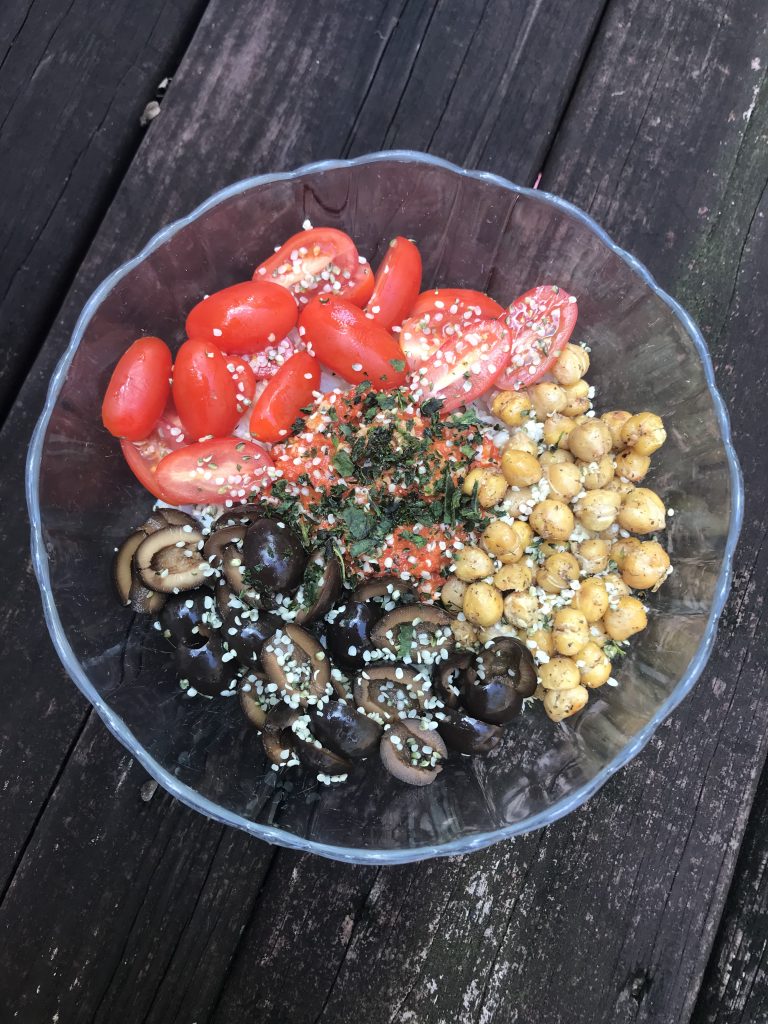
253, 227, 362, 306
248, 336, 301, 380
299, 297, 408, 391
185, 281, 298, 355
365, 237, 422, 330
172, 338, 240, 441
495, 285, 578, 389
119, 400, 191, 504
411, 319, 512, 414
400, 290, 506, 371
102, 336, 172, 441
155, 438, 274, 505
227, 358, 256, 409
345, 259, 375, 307
409, 288, 505, 321
249, 352, 321, 443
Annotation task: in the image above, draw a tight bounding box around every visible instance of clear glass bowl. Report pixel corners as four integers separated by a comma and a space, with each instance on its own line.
26, 152, 743, 863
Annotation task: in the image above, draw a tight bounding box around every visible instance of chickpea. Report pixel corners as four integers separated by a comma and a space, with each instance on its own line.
451, 618, 479, 648
605, 478, 635, 497
512, 521, 534, 550
578, 454, 615, 490
528, 627, 554, 657
572, 577, 609, 622
546, 461, 582, 502
601, 410, 632, 449
462, 467, 508, 509
552, 343, 590, 385
577, 642, 612, 688
503, 431, 538, 456
615, 448, 650, 483
482, 521, 523, 563
561, 379, 592, 417
576, 538, 609, 574
621, 541, 671, 590
440, 578, 467, 613
502, 449, 543, 487
543, 685, 589, 721
504, 486, 534, 517
568, 420, 613, 462
588, 621, 610, 648
542, 413, 576, 449
503, 591, 539, 628
536, 552, 580, 593
494, 562, 533, 592
618, 487, 667, 535
529, 499, 575, 542
620, 412, 666, 456
454, 546, 495, 582
553, 608, 589, 656
602, 572, 631, 602
539, 448, 574, 467
575, 489, 621, 532
604, 595, 647, 640
610, 536, 641, 569
528, 382, 567, 418
538, 656, 581, 690
491, 390, 532, 427
463, 582, 504, 628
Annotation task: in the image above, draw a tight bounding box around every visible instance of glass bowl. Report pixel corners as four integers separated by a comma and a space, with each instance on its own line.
26, 151, 743, 864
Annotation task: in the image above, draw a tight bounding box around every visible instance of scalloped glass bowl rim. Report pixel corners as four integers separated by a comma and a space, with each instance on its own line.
25, 150, 744, 864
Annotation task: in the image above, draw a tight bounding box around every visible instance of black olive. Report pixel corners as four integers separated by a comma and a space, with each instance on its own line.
293, 736, 352, 775
380, 722, 447, 786
325, 599, 378, 668
238, 674, 271, 729
159, 592, 212, 648
308, 701, 382, 759
437, 708, 504, 755
294, 548, 343, 625
353, 576, 418, 604
370, 604, 454, 660
176, 633, 235, 698
261, 625, 333, 706
212, 503, 269, 532
241, 518, 307, 598
353, 664, 425, 724
433, 652, 475, 709
262, 703, 300, 766
223, 608, 283, 669
463, 637, 537, 724
134, 524, 206, 593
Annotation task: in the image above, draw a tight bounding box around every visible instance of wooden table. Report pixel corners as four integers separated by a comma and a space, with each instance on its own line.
1, 1, 766, 1021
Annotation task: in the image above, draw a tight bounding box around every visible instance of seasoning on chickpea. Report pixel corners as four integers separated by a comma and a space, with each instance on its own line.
451, 618, 479, 648
620, 411, 667, 455
504, 486, 535, 517
528, 627, 554, 657
578, 453, 615, 490
552, 343, 590, 386
601, 410, 632, 449
501, 448, 543, 487
561, 379, 592, 417
536, 552, 580, 593
572, 578, 609, 622
454, 546, 495, 582
615, 448, 650, 483
546, 461, 582, 501
529, 499, 575, 542
528, 381, 567, 418
543, 685, 589, 722
463, 582, 504, 627
503, 431, 538, 456
621, 541, 671, 590
503, 591, 539, 628
440, 578, 467, 613
539, 656, 581, 690
574, 489, 622, 532
511, 521, 534, 550
610, 536, 642, 569
576, 538, 610, 574
604, 596, 648, 641
482, 521, 523, 563
542, 413, 576, 449
618, 487, 667, 534
540, 448, 574, 467
491, 390, 532, 427
577, 642, 612, 688
462, 467, 507, 509
494, 562, 533, 592
568, 420, 613, 462
553, 608, 590, 656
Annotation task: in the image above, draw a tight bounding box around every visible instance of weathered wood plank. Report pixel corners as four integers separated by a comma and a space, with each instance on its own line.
0, 0, 209, 427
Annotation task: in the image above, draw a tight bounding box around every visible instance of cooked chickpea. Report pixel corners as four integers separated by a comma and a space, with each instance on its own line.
539, 448, 574, 467
605, 478, 636, 496
543, 685, 589, 721
602, 572, 631, 602
610, 536, 641, 569
552, 343, 590, 385
621, 541, 671, 590
454, 546, 495, 582
504, 486, 535, 517
528, 382, 567, 418
501, 449, 543, 487
576, 538, 610, 574
503, 431, 538, 456
482, 521, 523, 563
503, 591, 539, 628
528, 627, 554, 657
588, 621, 610, 647
620, 412, 667, 456
463, 582, 504, 627
451, 618, 479, 648
553, 608, 589, 656
512, 521, 534, 549
568, 420, 613, 462
601, 410, 632, 449
491, 390, 532, 427
572, 577, 609, 622
494, 562, 533, 592
529, 499, 575, 542
561, 379, 592, 417
536, 552, 580, 593
542, 413, 576, 449
546, 461, 582, 501
462, 467, 508, 508
615, 448, 650, 483
538, 656, 581, 690
574, 489, 621, 531
440, 578, 467, 613
618, 487, 667, 534
604, 595, 647, 640
578, 454, 615, 490
577, 642, 612, 688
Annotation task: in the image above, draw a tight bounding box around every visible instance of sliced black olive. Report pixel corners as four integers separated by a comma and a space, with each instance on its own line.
112, 530, 146, 606
293, 724, 352, 774
380, 722, 447, 786
436, 708, 504, 754
261, 624, 332, 706
353, 576, 418, 605
463, 637, 537, 725
158, 508, 201, 530
308, 700, 382, 759
370, 604, 455, 661
128, 578, 166, 615
223, 608, 283, 668
214, 576, 259, 618
262, 703, 300, 766
294, 548, 343, 625
238, 673, 271, 729
159, 592, 212, 647
325, 599, 378, 668
176, 633, 235, 698
353, 664, 425, 724
135, 525, 206, 593
141, 511, 172, 534
202, 524, 248, 568
433, 652, 475, 709
241, 518, 307, 598
212, 503, 269, 532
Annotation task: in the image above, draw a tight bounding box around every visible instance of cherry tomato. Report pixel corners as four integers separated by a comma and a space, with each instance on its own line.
299, 297, 408, 391
155, 438, 274, 505
249, 336, 301, 380
249, 352, 321, 443
400, 290, 506, 371
253, 227, 363, 306
228, 358, 256, 408
345, 259, 375, 307
185, 281, 298, 355
119, 400, 191, 504
412, 319, 512, 414
365, 237, 422, 330
172, 338, 240, 441
495, 285, 578, 389
102, 336, 172, 441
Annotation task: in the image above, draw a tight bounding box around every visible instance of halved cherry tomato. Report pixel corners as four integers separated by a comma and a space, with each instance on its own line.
119, 400, 191, 504
228, 358, 256, 409
249, 352, 321, 443
172, 338, 240, 441
400, 290, 506, 371
155, 438, 274, 505
299, 297, 408, 391
185, 281, 298, 355
365, 237, 422, 330
102, 336, 172, 441
409, 288, 505, 322
495, 285, 578, 390
253, 227, 365, 306
412, 319, 512, 414
249, 336, 300, 380
345, 259, 375, 307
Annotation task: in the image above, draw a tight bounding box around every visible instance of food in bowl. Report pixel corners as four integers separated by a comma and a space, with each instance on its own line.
104, 224, 672, 787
